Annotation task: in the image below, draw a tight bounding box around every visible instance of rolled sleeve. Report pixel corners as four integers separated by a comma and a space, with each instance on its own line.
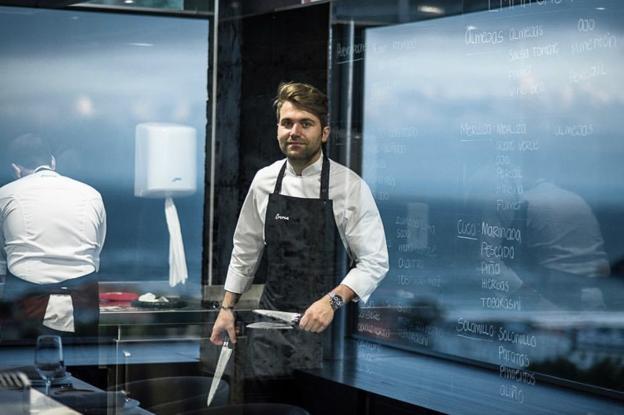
223, 177, 266, 295
339, 180, 389, 303
224, 265, 256, 294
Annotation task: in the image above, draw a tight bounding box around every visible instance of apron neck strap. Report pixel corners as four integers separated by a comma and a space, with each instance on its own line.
320, 154, 329, 200
273, 156, 330, 201
273, 161, 288, 195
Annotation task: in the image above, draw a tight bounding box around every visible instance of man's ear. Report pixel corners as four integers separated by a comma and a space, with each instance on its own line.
322, 126, 330, 143
50, 155, 56, 171
11, 163, 21, 179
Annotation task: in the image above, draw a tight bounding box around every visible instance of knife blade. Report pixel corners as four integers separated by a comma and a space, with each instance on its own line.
206, 338, 232, 407
252, 309, 301, 325
246, 321, 296, 330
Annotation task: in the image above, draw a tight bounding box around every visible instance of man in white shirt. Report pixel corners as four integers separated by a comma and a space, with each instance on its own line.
521, 178, 609, 309
210, 82, 388, 384
0, 133, 106, 340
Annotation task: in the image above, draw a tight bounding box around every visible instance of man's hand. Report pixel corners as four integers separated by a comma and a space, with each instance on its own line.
299, 296, 334, 333
210, 309, 237, 345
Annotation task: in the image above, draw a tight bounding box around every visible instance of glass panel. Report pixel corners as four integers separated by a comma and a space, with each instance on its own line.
349, 0, 624, 398
0, 5, 229, 415
0, 6, 209, 338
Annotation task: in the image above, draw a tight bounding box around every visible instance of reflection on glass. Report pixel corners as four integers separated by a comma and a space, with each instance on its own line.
522, 178, 610, 310
35, 335, 64, 395
355, 0, 624, 397
0, 7, 208, 286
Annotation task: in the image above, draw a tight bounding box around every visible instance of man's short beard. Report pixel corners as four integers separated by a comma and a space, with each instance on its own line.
284, 146, 321, 162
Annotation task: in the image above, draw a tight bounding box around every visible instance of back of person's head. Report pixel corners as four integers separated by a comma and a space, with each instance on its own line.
274, 81, 328, 128
7, 133, 53, 170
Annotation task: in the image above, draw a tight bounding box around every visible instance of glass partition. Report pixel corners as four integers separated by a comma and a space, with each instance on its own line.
0, 3, 226, 414
340, 0, 624, 400
0, 6, 209, 344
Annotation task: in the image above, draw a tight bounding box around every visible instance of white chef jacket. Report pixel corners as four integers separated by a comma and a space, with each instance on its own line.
224, 156, 388, 303
0, 168, 106, 332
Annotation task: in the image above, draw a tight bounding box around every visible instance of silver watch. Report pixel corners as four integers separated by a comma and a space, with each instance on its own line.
328, 292, 344, 311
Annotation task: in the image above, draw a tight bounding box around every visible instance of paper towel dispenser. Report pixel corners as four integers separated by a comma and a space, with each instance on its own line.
134, 122, 197, 198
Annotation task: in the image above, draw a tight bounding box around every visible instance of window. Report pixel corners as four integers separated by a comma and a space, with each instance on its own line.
346, 0, 624, 399
0, 6, 209, 287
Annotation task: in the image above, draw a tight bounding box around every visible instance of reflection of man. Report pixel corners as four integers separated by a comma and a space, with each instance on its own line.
210, 82, 388, 383
0, 134, 106, 339
522, 178, 609, 309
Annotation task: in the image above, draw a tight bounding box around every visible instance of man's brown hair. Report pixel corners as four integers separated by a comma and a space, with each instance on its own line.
273, 82, 328, 128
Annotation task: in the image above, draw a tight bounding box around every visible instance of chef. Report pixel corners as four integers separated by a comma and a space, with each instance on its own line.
0, 133, 106, 340
210, 82, 388, 397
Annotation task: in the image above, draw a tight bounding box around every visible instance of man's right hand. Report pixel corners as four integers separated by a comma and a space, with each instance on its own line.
210, 308, 237, 345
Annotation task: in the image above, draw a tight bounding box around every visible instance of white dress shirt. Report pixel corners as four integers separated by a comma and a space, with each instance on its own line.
0, 168, 106, 331
224, 156, 388, 303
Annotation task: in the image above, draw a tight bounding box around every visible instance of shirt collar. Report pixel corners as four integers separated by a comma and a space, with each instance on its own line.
33, 165, 58, 176
34, 165, 54, 172
286, 153, 324, 177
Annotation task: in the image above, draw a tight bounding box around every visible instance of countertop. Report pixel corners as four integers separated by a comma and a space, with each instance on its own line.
301, 338, 624, 415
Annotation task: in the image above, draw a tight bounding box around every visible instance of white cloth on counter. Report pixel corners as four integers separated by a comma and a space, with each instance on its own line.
0, 168, 106, 332
224, 155, 389, 303
165, 197, 188, 287
138, 292, 169, 303
42, 294, 75, 332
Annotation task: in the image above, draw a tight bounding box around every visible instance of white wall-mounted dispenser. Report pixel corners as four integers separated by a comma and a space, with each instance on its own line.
135, 122, 197, 198
134, 122, 197, 287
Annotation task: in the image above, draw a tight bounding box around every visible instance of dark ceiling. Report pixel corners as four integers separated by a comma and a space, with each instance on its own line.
0, 1, 78, 7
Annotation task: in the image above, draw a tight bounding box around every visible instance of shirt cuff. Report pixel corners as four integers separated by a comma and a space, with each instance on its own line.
224, 266, 255, 295
340, 267, 385, 304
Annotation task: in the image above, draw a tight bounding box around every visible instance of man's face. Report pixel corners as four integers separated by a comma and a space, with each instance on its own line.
277, 101, 329, 166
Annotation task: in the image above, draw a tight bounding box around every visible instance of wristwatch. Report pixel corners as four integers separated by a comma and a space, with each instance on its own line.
220, 303, 235, 311
328, 292, 344, 311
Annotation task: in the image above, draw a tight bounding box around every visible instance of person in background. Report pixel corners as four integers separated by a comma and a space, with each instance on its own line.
520, 178, 610, 309
210, 82, 388, 401
0, 133, 106, 340
515, 137, 611, 310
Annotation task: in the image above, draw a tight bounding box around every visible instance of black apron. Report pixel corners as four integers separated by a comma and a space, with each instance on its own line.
1, 271, 99, 340
248, 155, 346, 378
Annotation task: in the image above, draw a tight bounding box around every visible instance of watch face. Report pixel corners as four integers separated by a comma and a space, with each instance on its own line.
330, 293, 344, 310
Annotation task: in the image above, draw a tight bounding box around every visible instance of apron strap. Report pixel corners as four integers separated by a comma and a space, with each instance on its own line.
273, 161, 288, 195
320, 155, 330, 201
273, 156, 331, 201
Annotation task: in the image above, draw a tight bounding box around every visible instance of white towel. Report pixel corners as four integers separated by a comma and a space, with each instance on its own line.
164, 197, 188, 287
42, 294, 75, 332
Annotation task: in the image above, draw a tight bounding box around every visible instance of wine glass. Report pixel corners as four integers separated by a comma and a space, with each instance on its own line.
34, 335, 64, 395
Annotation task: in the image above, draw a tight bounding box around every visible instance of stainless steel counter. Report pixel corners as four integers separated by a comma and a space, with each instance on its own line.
98, 283, 263, 341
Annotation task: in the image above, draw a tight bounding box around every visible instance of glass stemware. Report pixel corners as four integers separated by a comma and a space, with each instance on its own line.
34, 335, 64, 395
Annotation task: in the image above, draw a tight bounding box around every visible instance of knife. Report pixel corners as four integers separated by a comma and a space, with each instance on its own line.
246, 309, 302, 330
206, 336, 232, 407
